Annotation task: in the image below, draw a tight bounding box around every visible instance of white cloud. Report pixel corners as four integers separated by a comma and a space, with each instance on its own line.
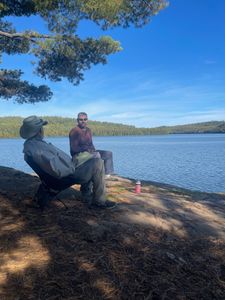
0, 69, 224, 128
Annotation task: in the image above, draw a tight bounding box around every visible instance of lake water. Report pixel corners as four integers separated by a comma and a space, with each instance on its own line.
0, 134, 224, 193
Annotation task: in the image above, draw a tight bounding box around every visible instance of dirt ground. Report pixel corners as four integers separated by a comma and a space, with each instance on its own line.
0, 166, 225, 300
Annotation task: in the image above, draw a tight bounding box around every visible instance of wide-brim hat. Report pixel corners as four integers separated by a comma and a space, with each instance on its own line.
20, 115, 48, 139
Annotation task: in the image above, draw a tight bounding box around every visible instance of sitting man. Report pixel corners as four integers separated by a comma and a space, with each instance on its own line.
20, 115, 116, 209
69, 112, 114, 177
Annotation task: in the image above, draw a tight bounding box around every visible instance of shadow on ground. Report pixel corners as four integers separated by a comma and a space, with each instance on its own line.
0, 167, 225, 299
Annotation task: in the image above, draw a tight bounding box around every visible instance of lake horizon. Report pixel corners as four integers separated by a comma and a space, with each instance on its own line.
0, 134, 224, 194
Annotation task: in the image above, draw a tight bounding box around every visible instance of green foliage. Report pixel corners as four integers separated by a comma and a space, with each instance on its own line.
164, 121, 225, 134
0, 116, 224, 138
0, 0, 168, 103
0, 1, 36, 17
0, 69, 52, 103
0, 20, 30, 55
33, 35, 121, 84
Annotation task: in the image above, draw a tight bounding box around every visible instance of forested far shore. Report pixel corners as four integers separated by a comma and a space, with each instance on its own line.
0, 116, 225, 138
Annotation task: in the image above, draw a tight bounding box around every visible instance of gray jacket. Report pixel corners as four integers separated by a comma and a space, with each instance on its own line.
23, 136, 76, 179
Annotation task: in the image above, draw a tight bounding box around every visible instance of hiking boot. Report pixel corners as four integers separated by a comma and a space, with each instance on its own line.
105, 200, 117, 208
82, 193, 93, 207
92, 200, 117, 209
35, 184, 53, 211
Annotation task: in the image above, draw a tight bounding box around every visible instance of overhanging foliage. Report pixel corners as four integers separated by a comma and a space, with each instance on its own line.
0, 0, 168, 103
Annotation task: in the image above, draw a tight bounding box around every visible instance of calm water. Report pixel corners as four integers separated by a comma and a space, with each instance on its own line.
0, 134, 224, 193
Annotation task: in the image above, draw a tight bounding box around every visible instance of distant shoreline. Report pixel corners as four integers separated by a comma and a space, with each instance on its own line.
0, 132, 225, 139
0, 116, 225, 138
0, 132, 225, 140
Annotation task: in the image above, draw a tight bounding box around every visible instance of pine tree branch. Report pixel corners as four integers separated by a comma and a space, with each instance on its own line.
0, 30, 51, 40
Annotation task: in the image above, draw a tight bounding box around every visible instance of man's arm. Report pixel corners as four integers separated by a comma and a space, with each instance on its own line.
88, 128, 96, 153
69, 127, 83, 156
24, 140, 75, 178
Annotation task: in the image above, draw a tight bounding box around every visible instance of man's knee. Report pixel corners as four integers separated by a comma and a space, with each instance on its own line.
92, 158, 104, 170
98, 150, 112, 159
106, 151, 112, 158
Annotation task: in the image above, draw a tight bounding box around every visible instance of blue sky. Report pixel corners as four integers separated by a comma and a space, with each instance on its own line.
1, 0, 225, 127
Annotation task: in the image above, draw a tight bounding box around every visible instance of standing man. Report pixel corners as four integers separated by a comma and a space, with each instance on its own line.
69, 112, 114, 177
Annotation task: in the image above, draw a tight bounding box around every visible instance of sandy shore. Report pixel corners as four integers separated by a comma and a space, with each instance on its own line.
0, 166, 225, 299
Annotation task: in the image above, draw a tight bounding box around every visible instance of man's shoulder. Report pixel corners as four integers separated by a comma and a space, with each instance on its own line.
85, 127, 92, 134
23, 137, 44, 154
69, 126, 80, 135
24, 137, 47, 148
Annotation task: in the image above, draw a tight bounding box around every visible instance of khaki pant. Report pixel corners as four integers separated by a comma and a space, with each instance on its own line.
71, 158, 106, 205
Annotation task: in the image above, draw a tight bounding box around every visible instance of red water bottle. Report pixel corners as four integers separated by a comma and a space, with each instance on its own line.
135, 180, 141, 194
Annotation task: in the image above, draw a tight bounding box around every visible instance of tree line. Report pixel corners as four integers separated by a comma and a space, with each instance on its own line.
0, 116, 224, 138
